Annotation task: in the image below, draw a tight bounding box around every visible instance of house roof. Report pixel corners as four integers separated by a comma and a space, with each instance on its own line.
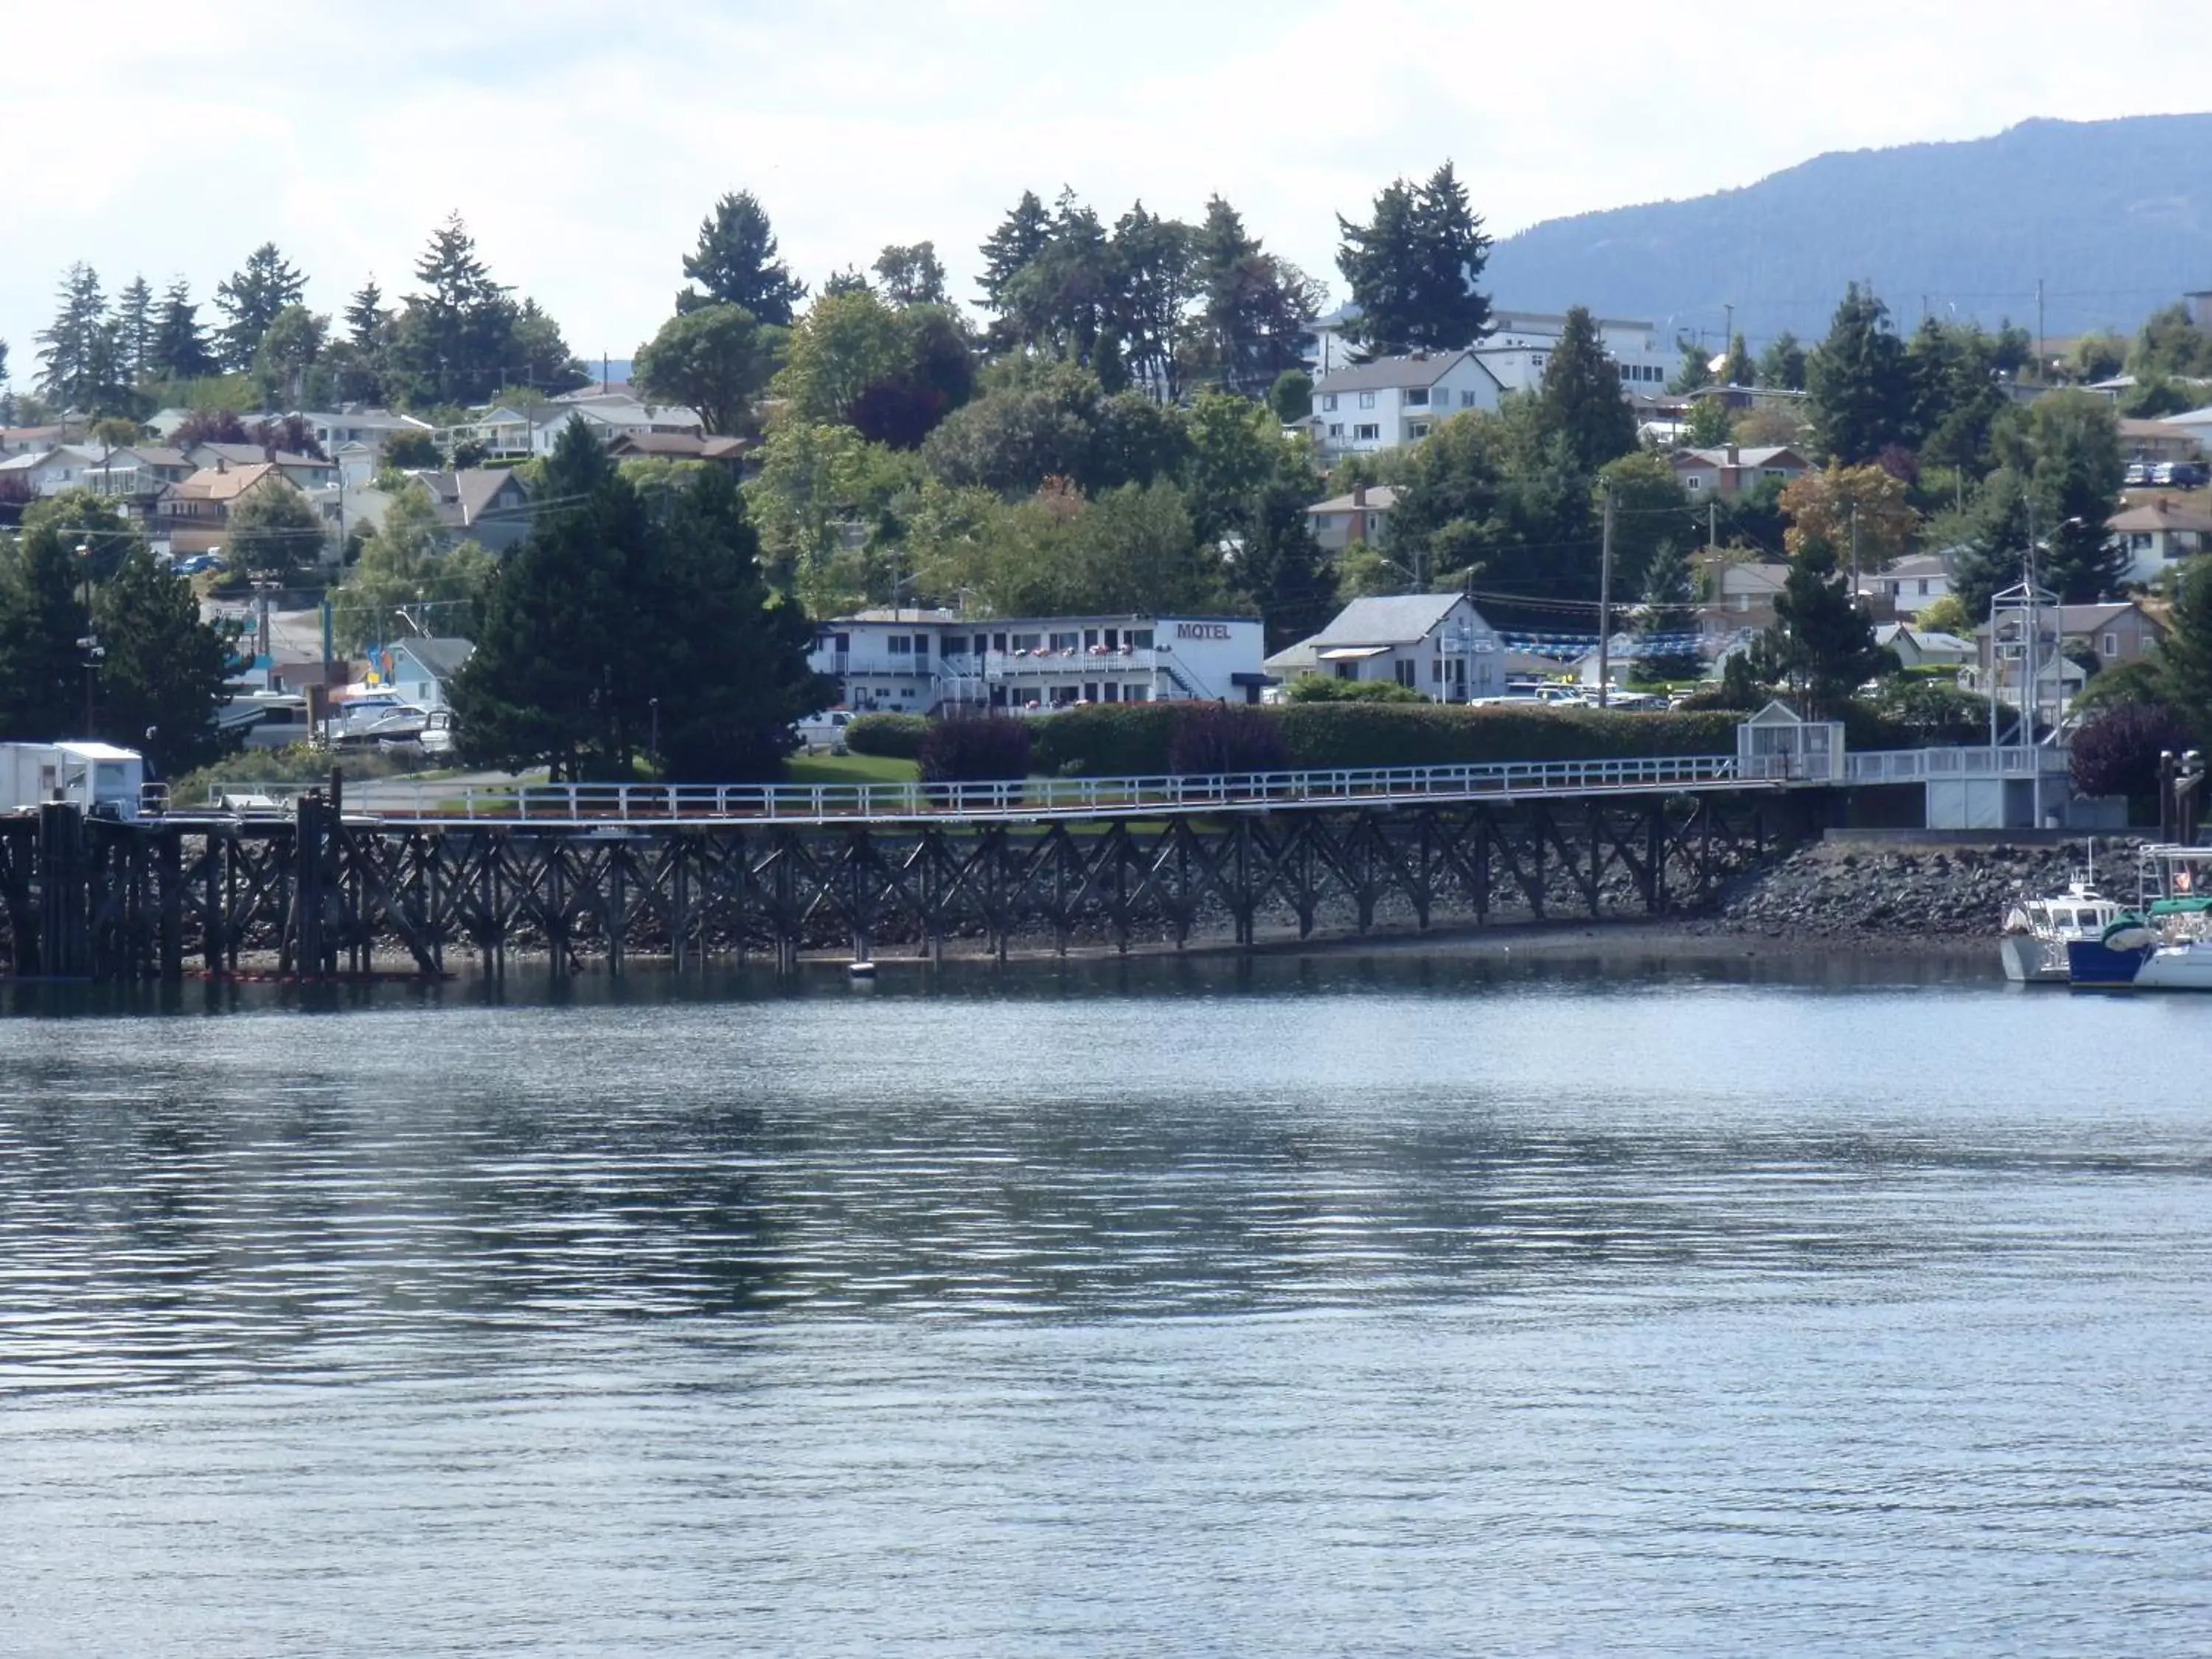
1304, 486, 1400, 515
1876, 552, 1950, 580
171, 462, 280, 502
605, 431, 752, 460
1717, 560, 1791, 592
420, 468, 527, 526
394, 637, 476, 681
2120, 418, 2199, 439
191, 442, 332, 470
1307, 592, 1472, 647
2164, 405, 2212, 426
2110, 497, 2212, 534
1312, 350, 1495, 395
1673, 445, 1809, 470
2058, 602, 2162, 635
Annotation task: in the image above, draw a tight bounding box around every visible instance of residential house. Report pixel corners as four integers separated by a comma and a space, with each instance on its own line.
78, 446, 196, 501
1308, 352, 1505, 459
604, 431, 753, 469
1265, 592, 1502, 701
529, 398, 704, 457
417, 469, 533, 552
1700, 558, 1791, 650
2110, 496, 2212, 584
2161, 404, 2212, 455
1876, 622, 1975, 669
810, 611, 1268, 714
186, 443, 337, 491
1304, 305, 1674, 392
1969, 600, 2167, 711
1303, 484, 1397, 552
1670, 445, 1812, 500
379, 637, 475, 714
300, 408, 435, 462
0, 445, 103, 498
2119, 418, 2206, 464
1862, 552, 1953, 616
155, 460, 287, 555
0, 421, 88, 459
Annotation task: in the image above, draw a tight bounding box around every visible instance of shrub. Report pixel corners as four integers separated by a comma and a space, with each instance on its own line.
1029, 702, 1183, 776
1284, 673, 1427, 703
919, 714, 1032, 782
1166, 703, 1290, 774
846, 712, 930, 760
1857, 677, 1992, 745
2070, 703, 2197, 804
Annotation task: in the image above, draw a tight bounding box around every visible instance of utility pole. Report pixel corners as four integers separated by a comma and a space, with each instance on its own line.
1722, 303, 1734, 375
1596, 485, 1615, 709
1848, 504, 1860, 596
2036, 278, 2046, 383
1708, 499, 1717, 554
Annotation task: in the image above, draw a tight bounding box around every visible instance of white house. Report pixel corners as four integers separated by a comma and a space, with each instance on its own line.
1305, 305, 1674, 394
2161, 404, 2212, 454
1265, 592, 1502, 701
299, 408, 435, 462
1876, 622, 1974, 669
2109, 497, 2212, 585
0, 445, 104, 497
1309, 352, 1504, 459
811, 611, 1268, 714
1862, 552, 1953, 616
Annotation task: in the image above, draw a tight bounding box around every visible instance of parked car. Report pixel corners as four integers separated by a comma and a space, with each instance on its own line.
793, 709, 852, 754
2169, 461, 2210, 489
2125, 462, 2154, 487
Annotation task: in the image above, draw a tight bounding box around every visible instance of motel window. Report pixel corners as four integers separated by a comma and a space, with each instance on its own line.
1355, 424, 1380, 441
888, 636, 912, 655
912, 634, 929, 657
992, 632, 1008, 652
1083, 683, 1099, 702
1132, 630, 1153, 650
1126, 685, 1148, 703
1102, 684, 1119, 703
1051, 630, 1079, 652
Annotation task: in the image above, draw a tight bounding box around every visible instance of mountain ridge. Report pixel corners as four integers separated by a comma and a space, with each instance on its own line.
1480, 114, 2212, 349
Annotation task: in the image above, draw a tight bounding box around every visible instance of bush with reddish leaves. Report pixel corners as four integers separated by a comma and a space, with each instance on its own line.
918, 713, 1032, 782
1166, 703, 1290, 776
2069, 703, 2197, 806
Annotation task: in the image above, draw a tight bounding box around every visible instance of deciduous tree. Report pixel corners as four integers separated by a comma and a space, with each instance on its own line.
226, 480, 327, 581
633, 303, 782, 437
874, 241, 947, 307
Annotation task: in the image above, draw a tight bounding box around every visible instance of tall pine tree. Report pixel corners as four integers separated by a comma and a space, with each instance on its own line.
1531, 306, 1638, 477
214, 243, 306, 369
1806, 285, 1910, 465
115, 276, 155, 386
35, 263, 116, 411
677, 191, 806, 324
151, 278, 218, 381
1336, 161, 1492, 354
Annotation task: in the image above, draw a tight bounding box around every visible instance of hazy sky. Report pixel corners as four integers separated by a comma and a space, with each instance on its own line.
6, 0, 2208, 388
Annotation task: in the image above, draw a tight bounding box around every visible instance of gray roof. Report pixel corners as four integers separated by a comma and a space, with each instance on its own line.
395, 637, 475, 681
1313, 350, 1486, 395
1307, 593, 1470, 647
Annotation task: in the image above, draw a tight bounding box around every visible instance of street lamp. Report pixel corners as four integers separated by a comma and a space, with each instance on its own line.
649, 697, 661, 765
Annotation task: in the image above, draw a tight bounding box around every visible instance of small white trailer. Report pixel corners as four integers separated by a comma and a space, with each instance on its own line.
0, 742, 149, 821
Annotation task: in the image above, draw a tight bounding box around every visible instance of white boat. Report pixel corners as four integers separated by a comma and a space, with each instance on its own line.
2000, 875, 2124, 984
2065, 845, 2212, 991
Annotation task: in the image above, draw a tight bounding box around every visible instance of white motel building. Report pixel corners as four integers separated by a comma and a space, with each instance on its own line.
810, 611, 1271, 714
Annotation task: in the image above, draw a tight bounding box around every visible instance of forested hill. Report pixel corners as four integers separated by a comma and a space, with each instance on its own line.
1481, 114, 2212, 349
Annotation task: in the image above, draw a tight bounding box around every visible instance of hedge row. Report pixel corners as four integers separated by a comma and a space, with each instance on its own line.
1033, 702, 1747, 776
844, 712, 931, 760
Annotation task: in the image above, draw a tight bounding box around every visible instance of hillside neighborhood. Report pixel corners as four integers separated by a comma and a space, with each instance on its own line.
4, 177, 2212, 830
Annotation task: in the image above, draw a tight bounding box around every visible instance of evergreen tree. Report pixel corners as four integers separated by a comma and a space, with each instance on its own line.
1717, 332, 1755, 387
331, 483, 495, 653
389, 214, 535, 406
214, 243, 306, 369
1107, 201, 1195, 399
0, 497, 94, 740
1771, 533, 1885, 714
1336, 162, 1492, 353
1806, 284, 1910, 465
1189, 195, 1321, 396
346, 278, 387, 349
91, 543, 237, 774
1668, 338, 1713, 394
2160, 557, 2212, 737
978, 190, 1053, 316
1001, 189, 1118, 374
510, 298, 587, 395
2003, 389, 2128, 601
455, 418, 823, 779
151, 278, 218, 381
874, 241, 947, 307
35, 263, 118, 411
1756, 331, 1807, 391
820, 265, 874, 299
1230, 472, 1335, 652
1635, 539, 1702, 678
677, 191, 806, 324
116, 276, 155, 384
1531, 306, 1638, 476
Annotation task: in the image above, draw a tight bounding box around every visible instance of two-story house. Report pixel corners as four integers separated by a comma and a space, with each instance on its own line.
1862, 552, 1953, 616
1304, 484, 1397, 552
187, 443, 338, 492
156, 460, 288, 555
1309, 352, 1504, 459
811, 611, 1269, 714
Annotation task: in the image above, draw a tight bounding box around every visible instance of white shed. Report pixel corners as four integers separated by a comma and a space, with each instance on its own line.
1736, 700, 1843, 782
0, 742, 148, 819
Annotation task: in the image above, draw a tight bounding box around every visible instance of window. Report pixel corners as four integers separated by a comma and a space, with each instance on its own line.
1131, 630, 1153, 650
1354, 423, 1380, 441
1327, 422, 1344, 437
888, 636, 912, 655
1050, 630, 1079, 652
912, 633, 929, 657
1917, 580, 1930, 597
2103, 633, 2119, 657
1461, 390, 1479, 407
1357, 391, 1376, 408
1394, 660, 1417, 688
1322, 394, 1338, 412
1410, 422, 1430, 439
830, 632, 851, 653
1102, 684, 1119, 703
1404, 388, 1429, 406
1686, 475, 1704, 491
1125, 685, 1149, 703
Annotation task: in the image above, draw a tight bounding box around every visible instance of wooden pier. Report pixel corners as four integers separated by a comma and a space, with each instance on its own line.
0, 774, 1806, 982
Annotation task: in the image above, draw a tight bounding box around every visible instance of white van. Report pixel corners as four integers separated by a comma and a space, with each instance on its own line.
794, 709, 852, 754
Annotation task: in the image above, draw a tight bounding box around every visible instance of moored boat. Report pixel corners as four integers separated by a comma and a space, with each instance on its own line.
2000, 876, 2122, 984
2065, 846, 2212, 990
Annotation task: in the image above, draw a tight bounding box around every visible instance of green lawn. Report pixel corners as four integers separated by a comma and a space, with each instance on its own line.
786, 752, 920, 786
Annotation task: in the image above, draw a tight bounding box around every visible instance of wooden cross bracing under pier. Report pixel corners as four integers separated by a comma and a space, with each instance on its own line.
0, 789, 1805, 982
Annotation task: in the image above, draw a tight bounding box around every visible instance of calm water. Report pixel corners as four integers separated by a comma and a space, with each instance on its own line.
4, 952, 2212, 1655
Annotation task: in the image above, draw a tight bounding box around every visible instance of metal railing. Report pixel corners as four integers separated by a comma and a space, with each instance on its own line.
201, 753, 1759, 825
1845, 746, 2070, 782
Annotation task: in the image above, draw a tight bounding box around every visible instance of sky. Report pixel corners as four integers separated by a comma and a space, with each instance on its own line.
5, 0, 2210, 389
